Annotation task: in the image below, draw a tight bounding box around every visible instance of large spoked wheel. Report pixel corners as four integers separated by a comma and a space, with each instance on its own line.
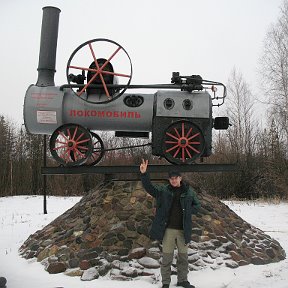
50, 124, 93, 166
163, 120, 205, 164
84, 132, 105, 166
67, 38, 132, 104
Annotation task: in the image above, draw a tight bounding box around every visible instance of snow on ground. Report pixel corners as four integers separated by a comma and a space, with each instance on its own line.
0, 196, 288, 288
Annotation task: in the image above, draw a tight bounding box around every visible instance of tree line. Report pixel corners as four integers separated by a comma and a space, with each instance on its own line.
0, 107, 286, 199
0, 1, 287, 199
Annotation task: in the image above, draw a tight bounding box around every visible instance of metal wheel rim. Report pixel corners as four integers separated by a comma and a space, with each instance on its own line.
84, 132, 105, 166
163, 120, 205, 164
66, 38, 132, 104
49, 124, 93, 166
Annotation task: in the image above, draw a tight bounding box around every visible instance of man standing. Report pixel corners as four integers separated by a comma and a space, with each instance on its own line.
140, 159, 201, 288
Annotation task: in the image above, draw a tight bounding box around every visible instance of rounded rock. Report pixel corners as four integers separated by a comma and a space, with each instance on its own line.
0, 277, 7, 288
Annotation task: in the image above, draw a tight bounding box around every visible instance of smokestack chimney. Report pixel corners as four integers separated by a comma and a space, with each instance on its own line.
36, 6, 61, 87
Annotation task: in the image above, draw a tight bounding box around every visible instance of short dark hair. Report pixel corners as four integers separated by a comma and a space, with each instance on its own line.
168, 171, 181, 178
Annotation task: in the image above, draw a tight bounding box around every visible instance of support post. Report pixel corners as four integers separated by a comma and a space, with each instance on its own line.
43, 135, 47, 214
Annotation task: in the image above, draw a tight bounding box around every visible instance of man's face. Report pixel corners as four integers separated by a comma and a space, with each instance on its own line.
169, 176, 182, 187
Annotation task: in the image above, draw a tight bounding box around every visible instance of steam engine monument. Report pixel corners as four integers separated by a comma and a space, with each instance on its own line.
24, 6, 230, 170
19, 6, 286, 282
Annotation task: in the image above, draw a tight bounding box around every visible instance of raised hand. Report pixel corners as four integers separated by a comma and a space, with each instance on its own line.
140, 159, 148, 174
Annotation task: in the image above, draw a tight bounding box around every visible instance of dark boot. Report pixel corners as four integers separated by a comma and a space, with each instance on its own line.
177, 280, 195, 288
162, 284, 170, 288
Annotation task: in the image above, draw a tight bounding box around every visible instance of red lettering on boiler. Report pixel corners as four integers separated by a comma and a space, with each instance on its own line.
69, 110, 141, 119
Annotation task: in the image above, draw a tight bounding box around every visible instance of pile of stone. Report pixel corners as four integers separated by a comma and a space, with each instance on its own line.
0, 277, 7, 288
19, 180, 286, 281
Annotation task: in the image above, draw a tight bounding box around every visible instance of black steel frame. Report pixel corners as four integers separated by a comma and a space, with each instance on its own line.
41, 163, 237, 175
41, 135, 237, 214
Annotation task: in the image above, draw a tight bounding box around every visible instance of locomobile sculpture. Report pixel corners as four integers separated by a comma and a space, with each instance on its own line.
24, 7, 229, 167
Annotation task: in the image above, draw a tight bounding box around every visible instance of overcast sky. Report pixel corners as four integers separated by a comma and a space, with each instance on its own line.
0, 0, 284, 125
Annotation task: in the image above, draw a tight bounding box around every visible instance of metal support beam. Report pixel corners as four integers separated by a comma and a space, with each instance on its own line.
43, 135, 47, 214
41, 164, 237, 176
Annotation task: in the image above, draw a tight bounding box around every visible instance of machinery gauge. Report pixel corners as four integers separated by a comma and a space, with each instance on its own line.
164, 98, 175, 110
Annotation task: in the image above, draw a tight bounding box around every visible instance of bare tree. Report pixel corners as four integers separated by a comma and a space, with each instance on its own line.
214, 68, 262, 198
0, 116, 17, 196
226, 68, 257, 159
260, 0, 288, 152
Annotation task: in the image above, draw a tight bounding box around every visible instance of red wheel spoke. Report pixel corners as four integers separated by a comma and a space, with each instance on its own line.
77, 145, 89, 150
69, 65, 131, 79
75, 132, 84, 142
174, 127, 181, 138
88, 42, 99, 65
67, 128, 72, 139
186, 127, 193, 138
55, 140, 68, 145
74, 148, 86, 157
63, 149, 72, 161
98, 46, 122, 99
88, 43, 111, 99
103, 46, 122, 68
165, 141, 178, 144
50, 124, 93, 166
188, 132, 200, 140
101, 70, 131, 78
91, 41, 100, 60
163, 121, 204, 164
76, 138, 91, 145
72, 126, 78, 141
166, 144, 180, 153
75, 150, 83, 160
58, 131, 69, 141
187, 144, 200, 154
182, 147, 185, 162
88, 43, 122, 100
88, 44, 122, 74
77, 69, 101, 96
69, 65, 98, 72
166, 132, 179, 141
53, 145, 69, 150
173, 147, 181, 157
88, 43, 110, 98
71, 150, 79, 160
67, 39, 132, 104
99, 73, 111, 98
181, 122, 185, 137
69, 65, 131, 78
185, 147, 192, 158
69, 66, 131, 78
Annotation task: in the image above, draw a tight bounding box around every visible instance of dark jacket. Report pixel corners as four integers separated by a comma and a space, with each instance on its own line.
140, 172, 201, 244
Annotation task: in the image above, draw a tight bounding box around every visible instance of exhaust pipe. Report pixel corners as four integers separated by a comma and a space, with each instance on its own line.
36, 6, 61, 87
